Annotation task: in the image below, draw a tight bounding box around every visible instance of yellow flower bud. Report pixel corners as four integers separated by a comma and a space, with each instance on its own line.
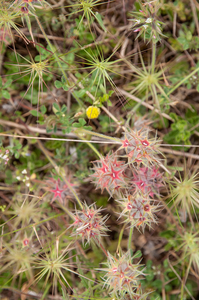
86, 106, 100, 119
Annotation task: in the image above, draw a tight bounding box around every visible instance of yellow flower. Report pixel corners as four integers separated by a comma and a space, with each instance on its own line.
86, 106, 100, 119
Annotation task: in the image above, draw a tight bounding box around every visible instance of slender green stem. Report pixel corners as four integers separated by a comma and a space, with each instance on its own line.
0, 213, 64, 238
58, 202, 75, 220
151, 42, 156, 74
168, 66, 199, 96
76, 132, 102, 158
35, 15, 69, 84
79, 128, 121, 142
128, 226, 134, 254
117, 224, 126, 254
180, 263, 186, 300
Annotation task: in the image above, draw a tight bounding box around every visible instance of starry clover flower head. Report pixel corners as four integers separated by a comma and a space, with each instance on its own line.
118, 129, 162, 167
132, 166, 163, 197
71, 202, 109, 245
90, 152, 127, 195
117, 193, 160, 230
101, 251, 144, 298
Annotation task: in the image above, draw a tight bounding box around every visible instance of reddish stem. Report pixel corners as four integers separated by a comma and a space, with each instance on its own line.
98, 241, 108, 257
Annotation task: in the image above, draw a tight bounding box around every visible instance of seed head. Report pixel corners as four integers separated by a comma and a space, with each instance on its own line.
169, 172, 199, 221
21, 6, 29, 13
179, 231, 199, 274
1, 241, 35, 281
117, 193, 159, 230
90, 152, 127, 195
34, 244, 79, 294
101, 251, 144, 298
71, 202, 109, 245
119, 129, 161, 166
7, 195, 42, 228
132, 166, 163, 197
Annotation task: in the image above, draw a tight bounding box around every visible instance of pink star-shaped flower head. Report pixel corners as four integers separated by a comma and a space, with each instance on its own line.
71, 203, 109, 245
50, 184, 64, 203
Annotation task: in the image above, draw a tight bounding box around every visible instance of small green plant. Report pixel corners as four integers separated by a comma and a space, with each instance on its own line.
164, 108, 199, 150
0, 77, 12, 100
169, 23, 199, 51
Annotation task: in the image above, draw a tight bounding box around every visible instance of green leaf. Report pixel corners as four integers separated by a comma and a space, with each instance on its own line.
36, 44, 47, 54
72, 122, 80, 128
146, 273, 155, 282
169, 112, 179, 122
76, 90, 86, 97
62, 127, 71, 134
2, 90, 10, 99
94, 12, 107, 32
83, 126, 93, 130
40, 105, 47, 115
54, 80, 63, 89
107, 99, 112, 106
4, 79, 12, 88
53, 103, 60, 111
152, 279, 162, 289
65, 52, 75, 64
35, 54, 47, 62
164, 243, 173, 251
61, 105, 67, 113
186, 31, 192, 41
146, 260, 152, 268
183, 41, 190, 50
63, 85, 69, 91
78, 118, 86, 126
0, 77, 2, 88
30, 110, 40, 117
134, 250, 142, 258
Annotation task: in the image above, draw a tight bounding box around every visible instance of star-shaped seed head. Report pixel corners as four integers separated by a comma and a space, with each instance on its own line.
71, 203, 109, 245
